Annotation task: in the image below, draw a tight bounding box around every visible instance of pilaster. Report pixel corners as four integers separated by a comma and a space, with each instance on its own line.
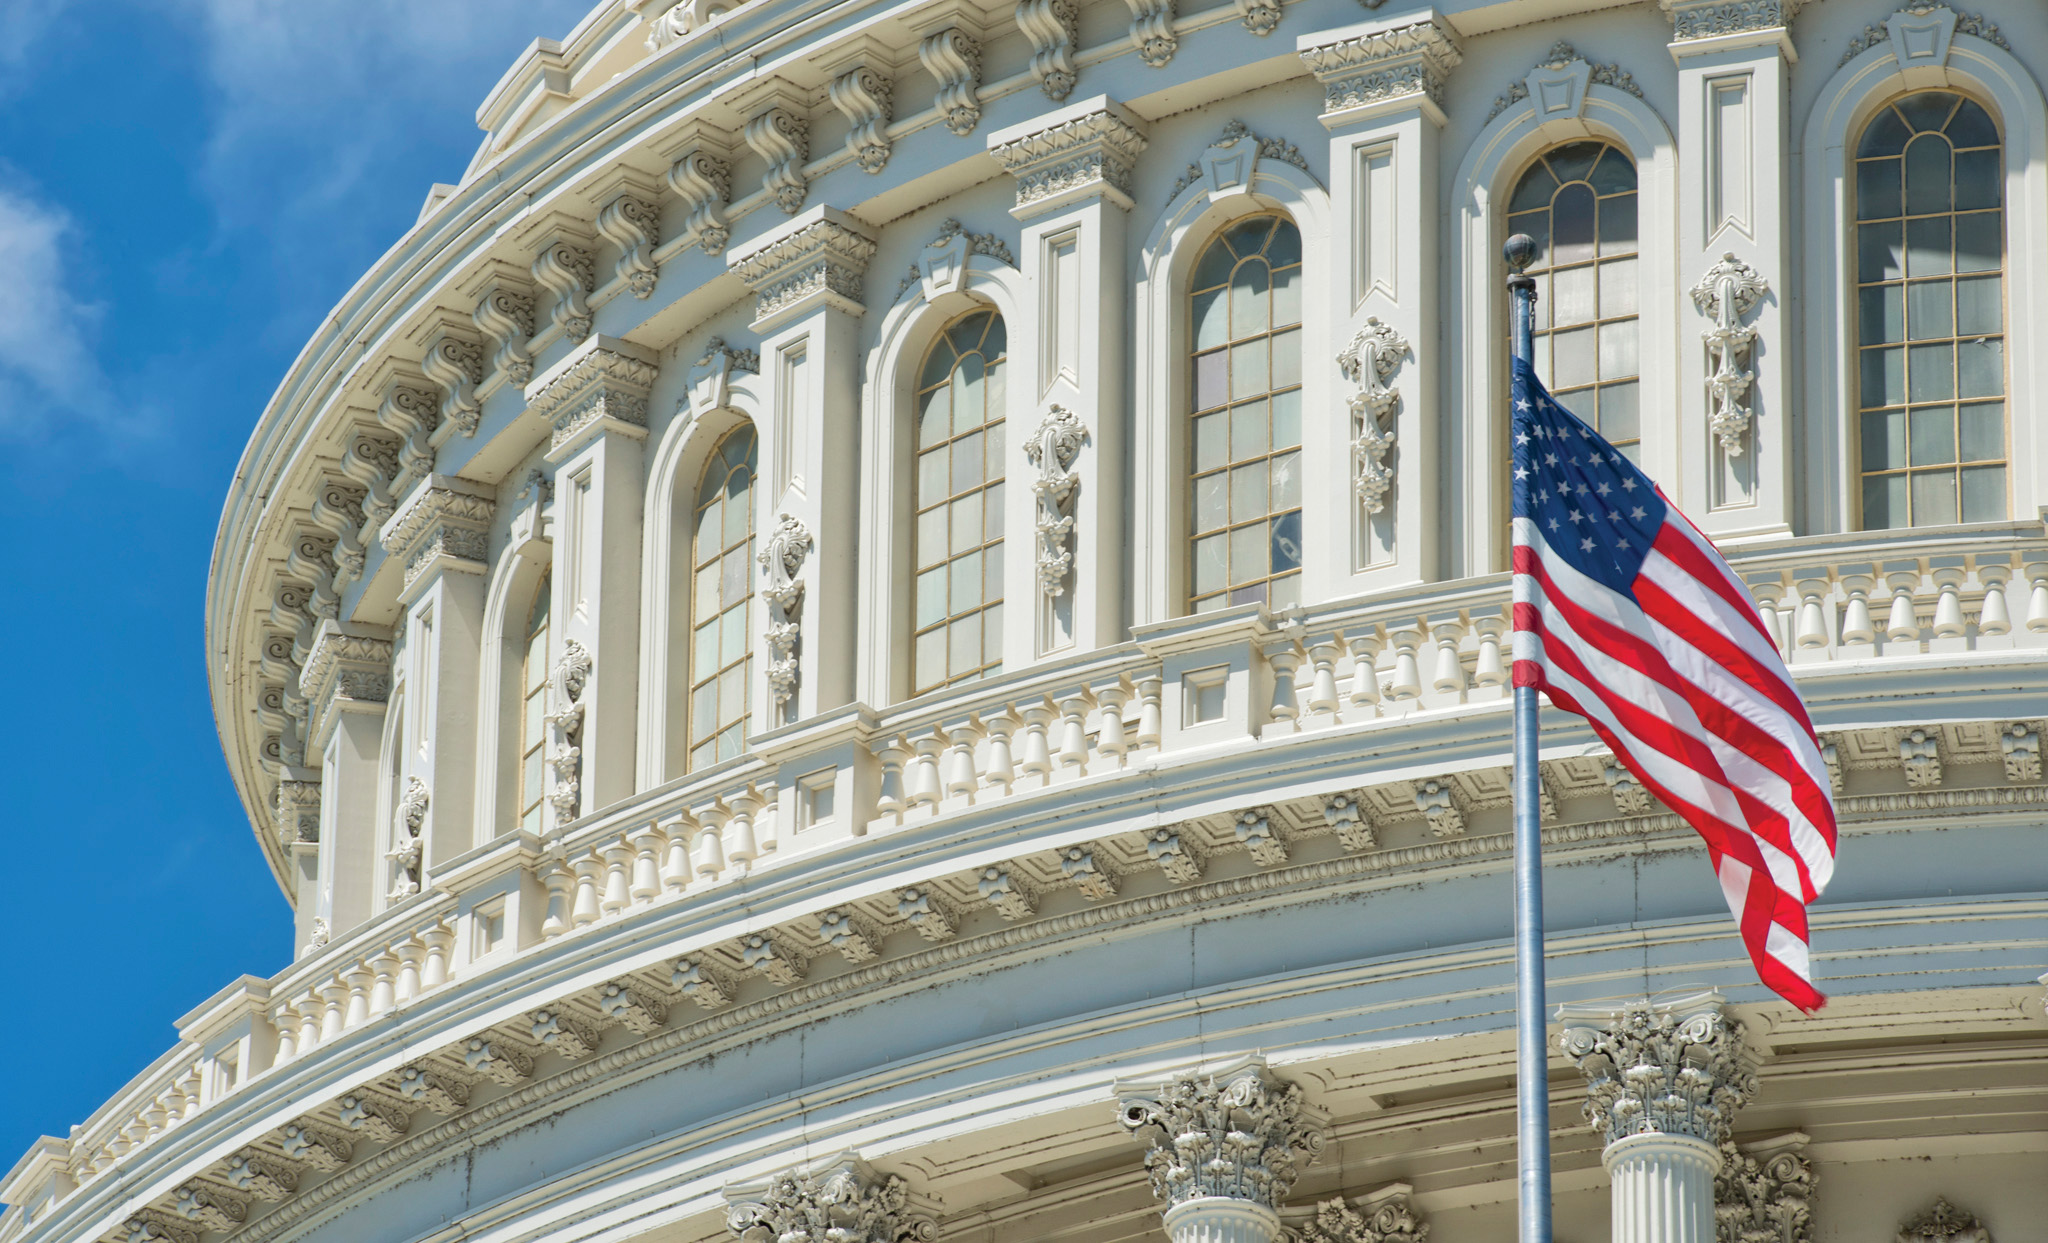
1558, 991, 1758, 1243
527, 336, 657, 823
988, 97, 1146, 660
729, 207, 876, 725
298, 620, 394, 938
1664, 0, 1802, 538
1299, 14, 1460, 590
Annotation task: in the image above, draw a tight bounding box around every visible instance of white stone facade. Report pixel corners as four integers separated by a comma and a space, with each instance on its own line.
5, 2, 2046, 1243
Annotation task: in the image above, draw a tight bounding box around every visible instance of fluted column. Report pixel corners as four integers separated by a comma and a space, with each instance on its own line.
1115, 1057, 1324, 1243
1557, 992, 1757, 1243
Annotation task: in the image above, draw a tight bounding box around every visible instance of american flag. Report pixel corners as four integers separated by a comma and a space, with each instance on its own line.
1509, 357, 1838, 1012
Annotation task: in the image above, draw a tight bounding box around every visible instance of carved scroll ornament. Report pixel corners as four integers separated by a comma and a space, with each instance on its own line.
1025, 405, 1086, 596
1690, 252, 1769, 457
547, 638, 592, 824
1337, 317, 1409, 515
758, 515, 814, 713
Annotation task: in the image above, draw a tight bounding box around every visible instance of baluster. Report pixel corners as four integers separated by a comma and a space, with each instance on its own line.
874, 739, 910, 819
1472, 614, 1506, 687
660, 814, 692, 892
725, 787, 762, 867
1264, 640, 1302, 723
540, 857, 574, 936
1135, 675, 1164, 748
756, 787, 779, 855
1055, 692, 1091, 768
1976, 564, 2011, 636
396, 937, 424, 1003
982, 711, 1017, 790
368, 952, 399, 1017
1430, 619, 1466, 694
1385, 623, 1423, 701
600, 837, 633, 915
1795, 574, 1833, 649
909, 731, 945, 808
1932, 563, 1966, 637
1750, 578, 1787, 653
572, 852, 605, 924
297, 988, 323, 1052
143, 1092, 169, 1138
630, 822, 665, 902
1018, 702, 1055, 778
342, 963, 372, 1028
1094, 681, 1131, 760
320, 978, 348, 1039
693, 804, 728, 876
2026, 561, 2048, 632
1840, 571, 1877, 644
273, 1000, 300, 1062
1885, 568, 1921, 644
943, 721, 982, 798
422, 921, 454, 988
1303, 638, 1341, 717
1346, 630, 1383, 712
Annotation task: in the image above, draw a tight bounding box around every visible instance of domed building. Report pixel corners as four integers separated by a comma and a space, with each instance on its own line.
5, 1, 2046, 1242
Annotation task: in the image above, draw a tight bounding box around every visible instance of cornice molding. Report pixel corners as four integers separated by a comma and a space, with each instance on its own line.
986, 96, 1149, 218
1297, 13, 1463, 127
297, 621, 395, 745
524, 335, 660, 460
726, 205, 879, 331
378, 475, 497, 591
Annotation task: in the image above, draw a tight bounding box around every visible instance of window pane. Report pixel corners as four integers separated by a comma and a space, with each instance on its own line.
1905, 216, 1951, 277
1856, 158, 1902, 220
1860, 284, 1904, 344
1862, 408, 1906, 471
1230, 259, 1271, 338
694, 562, 719, 622
720, 605, 746, 664
1903, 135, 1953, 215
1859, 106, 1910, 157
1958, 337, 2002, 398
1230, 400, 1267, 461
1270, 511, 1303, 573
1553, 263, 1596, 326
1230, 338, 1268, 399
1230, 461, 1268, 522
1552, 326, 1597, 389
1194, 411, 1227, 472
1230, 522, 1267, 580
1195, 473, 1227, 533
1954, 211, 2000, 273
1953, 149, 1999, 212
1194, 349, 1228, 411
1955, 274, 2001, 334
950, 493, 982, 553
916, 506, 946, 567
984, 481, 1004, 538
1958, 401, 2004, 462
693, 621, 717, 679
948, 612, 981, 677
917, 448, 947, 503
1960, 464, 2006, 522
1598, 318, 1638, 379
1863, 472, 1905, 529
1859, 222, 1904, 282
915, 567, 946, 627
1910, 470, 1957, 524
1598, 382, 1640, 444
1553, 183, 1597, 264
1906, 280, 1953, 340
1908, 343, 1954, 402
951, 430, 984, 491
1192, 285, 1227, 351
1266, 221, 1302, 267
1271, 390, 1302, 449
1598, 194, 1637, 255
913, 628, 946, 690
1510, 163, 1558, 212
950, 550, 983, 612
1598, 257, 1637, 317
1909, 405, 1955, 465
1193, 533, 1227, 594
1861, 346, 1905, 408
1272, 265, 1302, 327
1269, 327, 1302, 390
1270, 450, 1301, 511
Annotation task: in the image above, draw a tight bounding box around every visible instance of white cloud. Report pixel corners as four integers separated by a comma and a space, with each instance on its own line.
0, 184, 111, 439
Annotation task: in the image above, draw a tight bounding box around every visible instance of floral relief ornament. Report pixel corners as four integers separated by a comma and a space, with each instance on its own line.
1337, 317, 1410, 515
1557, 997, 1757, 1147
1295, 1193, 1431, 1243
758, 514, 814, 712
1116, 1058, 1324, 1207
388, 777, 429, 901
1714, 1140, 1814, 1243
725, 1155, 936, 1243
547, 638, 593, 824
1896, 1199, 1991, 1243
1025, 405, 1087, 595
1690, 253, 1769, 457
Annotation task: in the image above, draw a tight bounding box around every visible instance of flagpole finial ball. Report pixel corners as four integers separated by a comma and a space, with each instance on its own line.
1503, 233, 1538, 274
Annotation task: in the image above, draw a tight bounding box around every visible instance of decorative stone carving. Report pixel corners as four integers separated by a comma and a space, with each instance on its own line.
420, 330, 486, 436
1603, 759, 1655, 815
472, 280, 536, 385
988, 103, 1148, 215
1233, 0, 1282, 37
336, 1092, 409, 1143
598, 980, 669, 1034
1820, 739, 1844, 795
896, 885, 959, 941
1663, 0, 1805, 41
394, 1065, 470, 1113
374, 382, 440, 492
530, 1005, 602, 1058
728, 210, 879, 327
739, 931, 809, 985
340, 430, 403, 529
758, 514, 814, 716
1023, 405, 1086, 596
672, 955, 738, 1009
1165, 120, 1309, 204
917, 28, 982, 136
463, 1036, 535, 1085
1900, 727, 1943, 788
277, 1122, 350, 1172
745, 103, 811, 215
527, 342, 659, 454
1059, 844, 1120, 898
1320, 791, 1378, 850
596, 191, 662, 298
1487, 41, 1643, 124
668, 148, 734, 254
1897, 1198, 1991, 1243
1017, 0, 1079, 100
295, 622, 388, 735
829, 67, 895, 174
1299, 16, 1463, 120
388, 777, 429, 900
1297, 1190, 1431, 1243
978, 865, 1039, 919
819, 907, 883, 962
1841, 3, 2008, 68
1999, 722, 2041, 782
1146, 827, 1207, 882
1413, 779, 1465, 837
900, 217, 1017, 302
531, 233, 597, 343
1557, 993, 1756, 1147
120, 1216, 197, 1243
547, 638, 593, 823
1337, 318, 1408, 515
222, 1151, 299, 1201
1116, 1056, 1323, 1208
724, 1153, 936, 1243
1122, 0, 1177, 67
275, 776, 321, 845
1689, 253, 1769, 457
1714, 1137, 1813, 1243
381, 477, 495, 588
172, 1183, 247, 1232
1234, 807, 1289, 865
686, 336, 761, 418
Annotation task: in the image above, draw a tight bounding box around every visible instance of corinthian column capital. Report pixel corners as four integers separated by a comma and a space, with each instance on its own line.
723, 1152, 935, 1243
1557, 990, 1758, 1149
1115, 1056, 1324, 1211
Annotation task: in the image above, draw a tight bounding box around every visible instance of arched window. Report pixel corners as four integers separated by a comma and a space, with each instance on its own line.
517, 575, 550, 832
689, 426, 757, 769
912, 309, 1007, 695
1506, 142, 1640, 460
1189, 214, 1303, 613
1854, 91, 2006, 528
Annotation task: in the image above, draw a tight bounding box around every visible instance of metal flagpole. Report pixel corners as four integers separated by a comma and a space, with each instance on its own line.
1504, 233, 1553, 1243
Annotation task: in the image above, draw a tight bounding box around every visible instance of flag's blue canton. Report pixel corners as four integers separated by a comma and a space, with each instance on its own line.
1509, 357, 1667, 595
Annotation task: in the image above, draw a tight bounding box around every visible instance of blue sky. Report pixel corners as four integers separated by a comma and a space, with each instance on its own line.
0, 0, 590, 1170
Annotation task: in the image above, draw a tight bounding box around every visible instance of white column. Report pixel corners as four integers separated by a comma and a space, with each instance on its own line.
1663, 0, 1800, 537
1558, 991, 1757, 1243
987, 97, 1146, 661
1297, 12, 1462, 592
728, 206, 878, 725
299, 622, 395, 939
527, 337, 657, 823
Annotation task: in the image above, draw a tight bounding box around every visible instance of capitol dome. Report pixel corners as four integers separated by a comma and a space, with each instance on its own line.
5, 1, 2045, 1243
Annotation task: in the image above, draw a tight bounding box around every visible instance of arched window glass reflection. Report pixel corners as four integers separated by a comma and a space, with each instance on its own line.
912, 310, 1007, 695
517, 575, 550, 833
689, 427, 757, 770
1506, 142, 1641, 459
1188, 213, 1304, 613
1854, 91, 2006, 527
